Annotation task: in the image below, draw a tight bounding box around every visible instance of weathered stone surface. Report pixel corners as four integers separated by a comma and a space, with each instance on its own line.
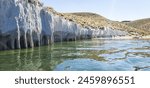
0, 0, 128, 50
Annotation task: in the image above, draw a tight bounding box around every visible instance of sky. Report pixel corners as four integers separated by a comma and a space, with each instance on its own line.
42, 0, 150, 21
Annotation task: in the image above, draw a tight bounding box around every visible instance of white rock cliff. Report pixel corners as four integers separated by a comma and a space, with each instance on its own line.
0, 0, 128, 50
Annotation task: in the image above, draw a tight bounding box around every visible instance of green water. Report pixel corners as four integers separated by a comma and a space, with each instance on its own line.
0, 39, 150, 71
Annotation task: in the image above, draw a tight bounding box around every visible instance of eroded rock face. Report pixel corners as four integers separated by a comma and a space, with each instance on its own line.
0, 0, 43, 50
0, 0, 128, 50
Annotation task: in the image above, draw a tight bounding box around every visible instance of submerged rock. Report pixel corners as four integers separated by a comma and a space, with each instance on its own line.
54, 59, 134, 71
0, 0, 128, 50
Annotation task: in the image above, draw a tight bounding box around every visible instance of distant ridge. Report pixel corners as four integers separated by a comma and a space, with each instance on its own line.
126, 18, 150, 32
60, 12, 149, 35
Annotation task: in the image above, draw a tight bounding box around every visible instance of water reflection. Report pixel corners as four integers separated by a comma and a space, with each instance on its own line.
0, 39, 150, 71
0, 46, 52, 71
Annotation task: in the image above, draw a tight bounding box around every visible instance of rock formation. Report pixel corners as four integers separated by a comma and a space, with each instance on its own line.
0, 0, 128, 50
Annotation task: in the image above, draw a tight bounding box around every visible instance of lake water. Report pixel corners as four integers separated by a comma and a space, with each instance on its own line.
0, 39, 150, 71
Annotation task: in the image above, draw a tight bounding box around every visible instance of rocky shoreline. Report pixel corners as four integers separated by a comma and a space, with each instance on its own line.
0, 0, 149, 51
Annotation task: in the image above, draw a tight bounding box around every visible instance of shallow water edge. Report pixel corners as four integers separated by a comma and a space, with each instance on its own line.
0, 39, 150, 71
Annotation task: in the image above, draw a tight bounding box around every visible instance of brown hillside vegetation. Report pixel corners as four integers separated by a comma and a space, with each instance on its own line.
126, 18, 150, 32
45, 7, 150, 36
63, 12, 149, 36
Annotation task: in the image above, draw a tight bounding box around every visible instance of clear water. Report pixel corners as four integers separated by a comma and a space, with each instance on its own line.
0, 39, 150, 71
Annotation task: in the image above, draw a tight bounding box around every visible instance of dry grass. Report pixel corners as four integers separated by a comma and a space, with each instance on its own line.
126, 18, 150, 33
45, 7, 150, 36
63, 12, 110, 28
63, 12, 149, 35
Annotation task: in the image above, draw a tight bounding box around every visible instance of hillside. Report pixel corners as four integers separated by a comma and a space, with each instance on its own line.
126, 18, 150, 32
62, 12, 149, 36
45, 6, 150, 36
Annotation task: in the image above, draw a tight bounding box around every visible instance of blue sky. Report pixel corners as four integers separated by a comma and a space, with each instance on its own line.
42, 0, 150, 21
